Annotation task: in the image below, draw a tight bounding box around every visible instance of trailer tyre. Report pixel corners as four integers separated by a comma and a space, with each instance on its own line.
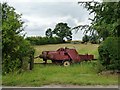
63, 60, 70, 66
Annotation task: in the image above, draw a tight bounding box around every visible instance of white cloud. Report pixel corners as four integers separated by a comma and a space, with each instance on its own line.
22, 15, 87, 27
1, 1, 94, 40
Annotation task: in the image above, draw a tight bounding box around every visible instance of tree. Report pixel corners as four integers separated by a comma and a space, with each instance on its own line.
53, 22, 72, 41
2, 3, 34, 74
82, 35, 89, 44
89, 33, 99, 44
45, 28, 53, 38
79, 1, 120, 40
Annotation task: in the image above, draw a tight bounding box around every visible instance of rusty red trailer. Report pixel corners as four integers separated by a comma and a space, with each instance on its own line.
36, 47, 94, 66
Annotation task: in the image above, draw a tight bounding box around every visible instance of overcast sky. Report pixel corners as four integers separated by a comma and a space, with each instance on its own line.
1, 0, 98, 40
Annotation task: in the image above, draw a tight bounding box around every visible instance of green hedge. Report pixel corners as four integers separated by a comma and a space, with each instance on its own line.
26, 36, 63, 45
98, 37, 120, 70
2, 36, 35, 74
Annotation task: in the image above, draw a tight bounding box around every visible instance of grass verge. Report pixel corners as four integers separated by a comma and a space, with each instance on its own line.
2, 61, 118, 86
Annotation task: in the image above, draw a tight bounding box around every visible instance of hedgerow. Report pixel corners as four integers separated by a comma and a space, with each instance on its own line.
26, 36, 63, 45
98, 37, 120, 70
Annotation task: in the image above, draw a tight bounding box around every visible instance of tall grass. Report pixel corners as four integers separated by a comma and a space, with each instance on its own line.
2, 62, 118, 86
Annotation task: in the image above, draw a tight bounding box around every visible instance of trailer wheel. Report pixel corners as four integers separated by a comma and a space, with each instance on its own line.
63, 60, 70, 66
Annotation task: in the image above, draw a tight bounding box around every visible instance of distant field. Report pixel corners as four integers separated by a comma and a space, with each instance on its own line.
2, 43, 118, 87
34, 43, 99, 63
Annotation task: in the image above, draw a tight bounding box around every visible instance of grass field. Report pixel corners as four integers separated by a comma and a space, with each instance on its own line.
2, 43, 118, 86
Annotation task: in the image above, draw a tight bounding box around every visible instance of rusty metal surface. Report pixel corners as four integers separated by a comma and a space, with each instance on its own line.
79, 54, 94, 61
38, 47, 94, 63
65, 49, 81, 62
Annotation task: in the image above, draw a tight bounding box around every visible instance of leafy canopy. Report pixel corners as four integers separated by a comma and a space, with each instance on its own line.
53, 22, 72, 41
79, 1, 120, 40
45, 28, 53, 38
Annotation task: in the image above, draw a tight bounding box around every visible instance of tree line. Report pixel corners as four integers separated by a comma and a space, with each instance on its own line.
26, 22, 72, 45
27, 22, 100, 45
26, 36, 63, 45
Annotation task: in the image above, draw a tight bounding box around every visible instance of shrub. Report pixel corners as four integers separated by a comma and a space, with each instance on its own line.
2, 3, 35, 74
2, 36, 35, 74
98, 37, 120, 70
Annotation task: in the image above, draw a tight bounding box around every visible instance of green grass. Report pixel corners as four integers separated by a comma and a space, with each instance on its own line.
2, 43, 118, 86
2, 62, 118, 86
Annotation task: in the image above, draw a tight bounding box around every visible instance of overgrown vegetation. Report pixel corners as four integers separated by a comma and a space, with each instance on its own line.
2, 63, 118, 86
2, 3, 35, 74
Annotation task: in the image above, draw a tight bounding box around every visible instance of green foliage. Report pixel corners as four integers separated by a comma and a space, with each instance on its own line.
82, 34, 100, 44
26, 36, 63, 45
89, 33, 100, 44
80, 2, 120, 71
98, 37, 120, 70
82, 35, 89, 43
2, 3, 35, 74
81, 2, 120, 39
45, 28, 53, 38
53, 22, 72, 41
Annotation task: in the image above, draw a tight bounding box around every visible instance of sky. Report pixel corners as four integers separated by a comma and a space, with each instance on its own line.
1, 0, 99, 40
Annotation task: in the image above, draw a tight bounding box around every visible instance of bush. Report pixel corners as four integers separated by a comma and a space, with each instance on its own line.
2, 36, 35, 74
98, 37, 120, 70
26, 36, 63, 45
2, 3, 35, 75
